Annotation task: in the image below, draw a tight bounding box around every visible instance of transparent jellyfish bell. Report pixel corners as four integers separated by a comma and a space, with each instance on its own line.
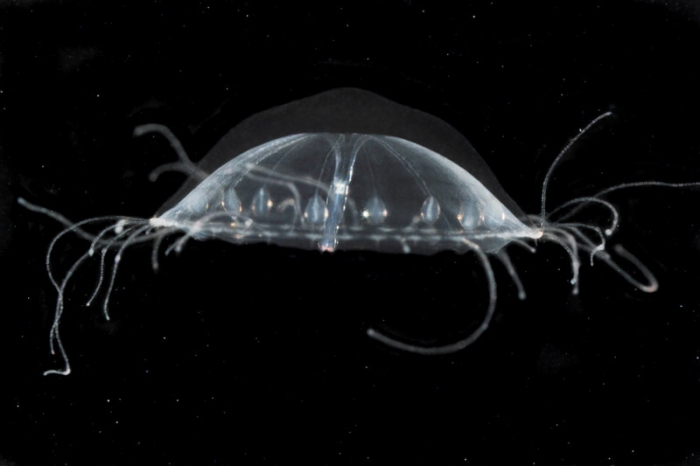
154, 133, 540, 255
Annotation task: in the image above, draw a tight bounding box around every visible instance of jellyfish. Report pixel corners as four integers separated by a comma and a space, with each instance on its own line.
19, 88, 700, 375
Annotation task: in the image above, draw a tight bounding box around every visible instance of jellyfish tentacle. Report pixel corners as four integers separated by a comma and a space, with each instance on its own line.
44, 222, 153, 376
548, 181, 700, 234
44, 332, 71, 376
496, 248, 526, 300
595, 244, 659, 293
593, 180, 700, 197
367, 238, 496, 355
18, 197, 144, 245
50, 251, 91, 352
44, 249, 93, 376
530, 212, 606, 267
537, 182, 698, 298
558, 222, 606, 265
165, 231, 192, 255
150, 228, 175, 272
541, 230, 581, 294
44, 217, 136, 301
86, 223, 140, 307
133, 124, 209, 182
540, 112, 613, 226
547, 197, 620, 236
20, 197, 164, 375
547, 226, 580, 265
101, 224, 152, 320
512, 238, 537, 254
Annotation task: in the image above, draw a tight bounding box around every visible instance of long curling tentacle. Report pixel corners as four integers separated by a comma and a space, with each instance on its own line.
45, 250, 92, 376
366, 238, 496, 355
540, 112, 613, 226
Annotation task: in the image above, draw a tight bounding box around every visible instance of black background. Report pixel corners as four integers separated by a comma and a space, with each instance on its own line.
2, 1, 700, 465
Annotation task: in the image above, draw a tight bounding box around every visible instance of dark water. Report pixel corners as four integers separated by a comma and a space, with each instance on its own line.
1, 1, 700, 465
